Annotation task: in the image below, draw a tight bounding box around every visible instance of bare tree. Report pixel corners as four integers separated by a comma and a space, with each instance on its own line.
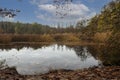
0, 0, 21, 18
0, 8, 20, 18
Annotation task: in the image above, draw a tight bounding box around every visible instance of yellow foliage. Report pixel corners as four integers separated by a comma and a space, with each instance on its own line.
93, 32, 111, 42
40, 34, 55, 42
53, 33, 80, 42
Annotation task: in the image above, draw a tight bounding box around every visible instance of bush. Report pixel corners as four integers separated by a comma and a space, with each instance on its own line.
0, 34, 12, 44
53, 33, 80, 42
93, 32, 111, 42
39, 34, 55, 42
102, 32, 120, 65
53, 34, 65, 42
11, 34, 30, 42
0, 33, 81, 44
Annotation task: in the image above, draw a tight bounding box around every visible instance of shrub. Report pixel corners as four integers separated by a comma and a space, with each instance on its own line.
93, 32, 111, 42
53, 33, 80, 42
0, 34, 12, 44
11, 34, 30, 42
39, 34, 54, 42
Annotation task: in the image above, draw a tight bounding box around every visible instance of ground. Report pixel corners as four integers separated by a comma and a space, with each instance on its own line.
0, 66, 120, 80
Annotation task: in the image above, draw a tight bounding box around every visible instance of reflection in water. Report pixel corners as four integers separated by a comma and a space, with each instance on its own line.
0, 44, 99, 75
72, 46, 91, 61
88, 45, 120, 66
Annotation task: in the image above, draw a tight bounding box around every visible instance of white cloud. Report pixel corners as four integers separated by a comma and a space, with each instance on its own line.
38, 3, 90, 15
1, 16, 14, 22
30, 0, 96, 27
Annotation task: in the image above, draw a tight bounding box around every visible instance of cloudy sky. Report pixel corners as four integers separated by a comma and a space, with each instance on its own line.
0, 0, 111, 27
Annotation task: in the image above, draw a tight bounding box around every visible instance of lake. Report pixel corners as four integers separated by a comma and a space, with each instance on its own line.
0, 44, 101, 75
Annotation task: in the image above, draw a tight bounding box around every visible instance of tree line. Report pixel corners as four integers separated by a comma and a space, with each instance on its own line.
85, 0, 120, 34
0, 21, 86, 34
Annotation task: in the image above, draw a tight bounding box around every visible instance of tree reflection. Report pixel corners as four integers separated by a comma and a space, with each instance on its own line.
68, 46, 91, 61
88, 45, 120, 66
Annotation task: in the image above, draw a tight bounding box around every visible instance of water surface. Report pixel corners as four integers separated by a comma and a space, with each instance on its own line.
0, 44, 100, 75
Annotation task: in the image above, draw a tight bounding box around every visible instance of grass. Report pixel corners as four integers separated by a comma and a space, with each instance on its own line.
0, 33, 81, 44
0, 32, 111, 45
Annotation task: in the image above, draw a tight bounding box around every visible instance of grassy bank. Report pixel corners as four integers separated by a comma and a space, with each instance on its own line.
0, 32, 109, 45
0, 33, 82, 44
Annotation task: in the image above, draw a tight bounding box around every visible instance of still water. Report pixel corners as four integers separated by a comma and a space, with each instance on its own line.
0, 44, 101, 75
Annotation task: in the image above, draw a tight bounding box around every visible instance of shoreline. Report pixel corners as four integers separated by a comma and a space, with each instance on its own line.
0, 66, 120, 80
0, 42, 104, 46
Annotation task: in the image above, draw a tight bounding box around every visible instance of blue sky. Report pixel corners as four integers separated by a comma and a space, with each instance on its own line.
0, 0, 112, 27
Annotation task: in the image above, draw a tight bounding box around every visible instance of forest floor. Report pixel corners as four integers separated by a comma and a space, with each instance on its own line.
0, 66, 120, 80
